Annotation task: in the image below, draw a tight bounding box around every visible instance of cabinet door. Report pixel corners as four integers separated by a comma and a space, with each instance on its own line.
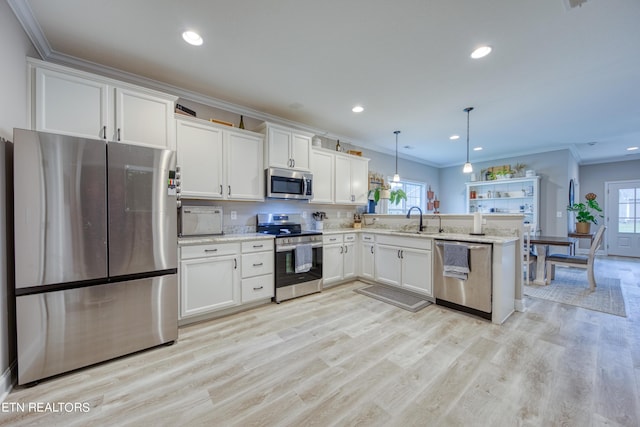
310, 150, 335, 203
176, 120, 224, 199
180, 254, 239, 318
226, 131, 264, 200
290, 133, 311, 170
35, 67, 109, 140
334, 155, 353, 204
401, 248, 433, 296
322, 244, 344, 285
343, 242, 357, 281
350, 157, 369, 204
114, 87, 175, 149
374, 244, 402, 287
267, 126, 292, 169
361, 242, 375, 280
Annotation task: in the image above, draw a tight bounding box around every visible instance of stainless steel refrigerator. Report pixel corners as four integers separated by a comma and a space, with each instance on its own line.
13, 129, 178, 385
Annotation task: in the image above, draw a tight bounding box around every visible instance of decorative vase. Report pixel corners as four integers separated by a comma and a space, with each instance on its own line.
576, 222, 591, 234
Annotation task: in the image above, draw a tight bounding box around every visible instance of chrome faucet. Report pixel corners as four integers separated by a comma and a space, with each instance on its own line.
406, 206, 425, 232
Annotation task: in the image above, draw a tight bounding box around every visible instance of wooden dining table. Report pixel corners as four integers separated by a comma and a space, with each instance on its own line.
529, 235, 578, 285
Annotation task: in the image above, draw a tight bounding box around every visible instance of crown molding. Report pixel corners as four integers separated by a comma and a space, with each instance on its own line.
7, 0, 51, 59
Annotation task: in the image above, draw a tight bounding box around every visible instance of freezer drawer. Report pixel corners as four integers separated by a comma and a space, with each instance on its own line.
434, 241, 492, 317
17, 274, 178, 385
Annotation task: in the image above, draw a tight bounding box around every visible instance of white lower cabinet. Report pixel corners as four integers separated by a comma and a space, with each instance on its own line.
179, 239, 274, 323
360, 234, 376, 280
374, 235, 433, 297
322, 233, 357, 286
180, 243, 240, 319
241, 240, 274, 303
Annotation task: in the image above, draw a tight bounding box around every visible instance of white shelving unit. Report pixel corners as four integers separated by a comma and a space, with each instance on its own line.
465, 176, 541, 232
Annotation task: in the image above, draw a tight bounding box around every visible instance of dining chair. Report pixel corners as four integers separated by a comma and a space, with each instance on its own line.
545, 226, 606, 290
522, 224, 537, 284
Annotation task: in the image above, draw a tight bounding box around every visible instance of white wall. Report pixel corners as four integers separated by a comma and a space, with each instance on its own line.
0, 0, 38, 399
439, 150, 574, 236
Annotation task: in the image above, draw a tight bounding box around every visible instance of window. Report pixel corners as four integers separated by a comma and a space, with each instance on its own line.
618, 187, 640, 233
388, 179, 426, 215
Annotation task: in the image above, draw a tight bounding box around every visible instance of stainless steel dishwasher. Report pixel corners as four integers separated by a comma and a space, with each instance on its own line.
434, 240, 492, 320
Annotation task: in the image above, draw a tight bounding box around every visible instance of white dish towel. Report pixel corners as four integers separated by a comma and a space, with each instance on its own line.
295, 244, 313, 273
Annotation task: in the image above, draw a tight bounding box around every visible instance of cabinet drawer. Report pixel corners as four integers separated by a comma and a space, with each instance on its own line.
242, 274, 274, 303
241, 240, 273, 253
323, 234, 343, 244
343, 233, 356, 242
376, 235, 432, 250
361, 233, 375, 242
242, 251, 274, 278
180, 243, 239, 259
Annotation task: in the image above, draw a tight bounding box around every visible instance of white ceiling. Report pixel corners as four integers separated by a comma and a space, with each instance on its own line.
10, 0, 640, 167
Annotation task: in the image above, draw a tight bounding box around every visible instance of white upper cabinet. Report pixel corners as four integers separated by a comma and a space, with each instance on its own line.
30, 58, 177, 150
34, 67, 109, 140
258, 122, 312, 171
113, 87, 176, 149
176, 119, 224, 199
309, 148, 335, 203
226, 129, 264, 200
176, 117, 263, 201
334, 153, 369, 205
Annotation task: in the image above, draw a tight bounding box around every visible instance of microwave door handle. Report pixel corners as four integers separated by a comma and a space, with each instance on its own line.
303, 178, 307, 196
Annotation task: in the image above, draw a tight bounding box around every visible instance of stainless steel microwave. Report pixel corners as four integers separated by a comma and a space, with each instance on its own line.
265, 167, 313, 200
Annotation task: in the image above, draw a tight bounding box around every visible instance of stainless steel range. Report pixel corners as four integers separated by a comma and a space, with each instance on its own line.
257, 213, 323, 303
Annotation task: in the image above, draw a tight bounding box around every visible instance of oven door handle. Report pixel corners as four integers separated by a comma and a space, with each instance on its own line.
276, 243, 323, 252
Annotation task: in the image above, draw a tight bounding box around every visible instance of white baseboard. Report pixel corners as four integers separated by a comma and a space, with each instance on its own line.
515, 298, 525, 312
0, 362, 16, 403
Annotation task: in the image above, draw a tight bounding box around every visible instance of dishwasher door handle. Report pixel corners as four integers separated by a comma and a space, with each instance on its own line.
435, 242, 489, 250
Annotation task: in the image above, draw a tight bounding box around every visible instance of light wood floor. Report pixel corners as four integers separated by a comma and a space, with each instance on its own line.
1, 256, 639, 426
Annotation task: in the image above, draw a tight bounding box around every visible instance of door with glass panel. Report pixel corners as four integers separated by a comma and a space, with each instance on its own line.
607, 180, 640, 257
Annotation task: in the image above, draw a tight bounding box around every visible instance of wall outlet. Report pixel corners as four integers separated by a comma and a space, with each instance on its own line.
230, 211, 237, 220
557, 211, 562, 218
302, 211, 307, 218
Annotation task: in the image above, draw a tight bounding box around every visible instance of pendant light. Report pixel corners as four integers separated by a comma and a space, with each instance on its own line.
393, 130, 401, 182
463, 107, 474, 173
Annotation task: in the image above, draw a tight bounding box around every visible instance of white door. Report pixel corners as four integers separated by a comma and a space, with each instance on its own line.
114, 87, 175, 149
267, 126, 292, 169
35, 67, 109, 140
361, 242, 375, 280
350, 157, 369, 204
401, 248, 433, 296
310, 150, 335, 203
180, 255, 239, 318
374, 244, 402, 287
176, 120, 224, 199
334, 156, 353, 204
322, 244, 344, 285
607, 180, 640, 257
290, 133, 311, 170
342, 242, 357, 281
226, 131, 264, 200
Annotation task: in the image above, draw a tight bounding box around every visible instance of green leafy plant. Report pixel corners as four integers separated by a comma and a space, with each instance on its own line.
369, 186, 407, 205
567, 193, 603, 224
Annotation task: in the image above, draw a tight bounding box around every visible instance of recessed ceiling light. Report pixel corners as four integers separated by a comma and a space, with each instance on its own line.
449, 135, 460, 140
182, 31, 203, 46
473, 146, 483, 151
352, 105, 364, 113
470, 45, 492, 59
627, 146, 639, 151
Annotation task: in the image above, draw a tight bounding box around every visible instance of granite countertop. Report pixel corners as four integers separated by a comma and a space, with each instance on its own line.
178, 233, 274, 246
322, 228, 518, 244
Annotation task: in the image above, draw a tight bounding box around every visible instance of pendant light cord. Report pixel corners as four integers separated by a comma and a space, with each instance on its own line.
394, 130, 400, 177
465, 107, 473, 163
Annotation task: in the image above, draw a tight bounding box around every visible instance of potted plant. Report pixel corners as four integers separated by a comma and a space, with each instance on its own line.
567, 192, 603, 234
369, 185, 407, 213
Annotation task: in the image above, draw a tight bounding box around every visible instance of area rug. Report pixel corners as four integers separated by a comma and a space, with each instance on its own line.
355, 285, 432, 312
524, 268, 626, 317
